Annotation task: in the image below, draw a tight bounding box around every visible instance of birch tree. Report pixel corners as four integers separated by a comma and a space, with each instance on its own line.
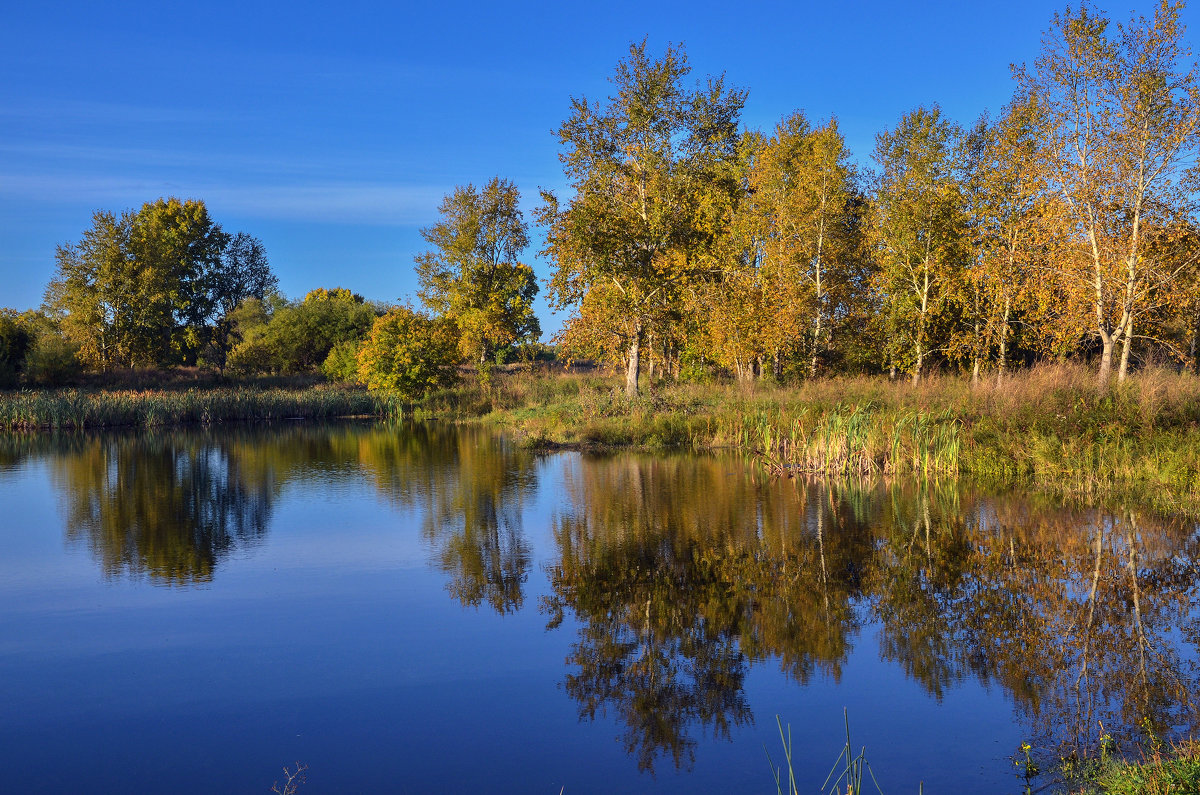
540, 41, 745, 396
416, 178, 540, 372
751, 113, 858, 377
871, 107, 967, 384
1017, 0, 1200, 386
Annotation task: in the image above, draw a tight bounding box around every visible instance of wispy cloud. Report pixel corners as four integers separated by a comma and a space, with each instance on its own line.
0, 174, 445, 225
207, 184, 445, 225
0, 141, 396, 178
0, 100, 246, 125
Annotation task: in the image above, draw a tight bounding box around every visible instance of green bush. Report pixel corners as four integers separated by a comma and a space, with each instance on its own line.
23, 335, 82, 387
356, 307, 459, 399
0, 314, 31, 388
322, 340, 363, 383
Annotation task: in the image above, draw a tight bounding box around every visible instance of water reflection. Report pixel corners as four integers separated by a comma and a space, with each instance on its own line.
359, 424, 535, 613
4, 425, 1198, 779
47, 431, 275, 583
544, 453, 1200, 771
2, 425, 537, 601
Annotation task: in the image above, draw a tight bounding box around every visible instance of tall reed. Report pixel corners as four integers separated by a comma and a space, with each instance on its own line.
0, 387, 392, 430
728, 402, 961, 477
768, 711, 886, 795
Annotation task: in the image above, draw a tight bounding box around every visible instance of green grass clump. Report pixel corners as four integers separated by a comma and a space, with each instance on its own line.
1073, 739, 1200, 794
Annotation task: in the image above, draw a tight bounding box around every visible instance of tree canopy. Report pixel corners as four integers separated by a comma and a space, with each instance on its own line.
416, 178, 540, 371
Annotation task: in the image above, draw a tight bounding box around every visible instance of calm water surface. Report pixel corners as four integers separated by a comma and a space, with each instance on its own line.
1, 423, 1197, 793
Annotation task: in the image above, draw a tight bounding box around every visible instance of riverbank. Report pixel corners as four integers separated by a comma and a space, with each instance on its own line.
448, 363, 1200, 510
3, 362, 1199, 510
1063, 738, 1200, 793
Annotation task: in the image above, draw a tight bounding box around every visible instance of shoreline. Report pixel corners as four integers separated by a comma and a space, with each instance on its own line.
3, 365, 1199, 514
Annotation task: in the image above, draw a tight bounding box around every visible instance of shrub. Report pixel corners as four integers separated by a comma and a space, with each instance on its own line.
0, 314, 32, 387
226, 337, 279, 376
322, 340, 363, 383
356, 307, 459, 399
23, 335, 82, 387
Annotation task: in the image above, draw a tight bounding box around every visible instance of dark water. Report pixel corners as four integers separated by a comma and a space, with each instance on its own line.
1, 424, 1198, 793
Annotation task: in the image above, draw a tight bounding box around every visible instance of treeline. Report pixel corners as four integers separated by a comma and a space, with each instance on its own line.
1, 180, 543, 397
543, 2, 1200, 395
6, 1, 1200, 401
1, 197, 281, 386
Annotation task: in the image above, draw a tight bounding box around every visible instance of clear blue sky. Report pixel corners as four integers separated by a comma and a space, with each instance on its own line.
2, 0, 1193, 336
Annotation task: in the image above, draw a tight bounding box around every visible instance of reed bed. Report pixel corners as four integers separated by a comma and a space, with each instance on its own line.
466, 362, 1200, 501
721, 402, 961, 477
0, 387, 390, 430
6, 361, 1200, 503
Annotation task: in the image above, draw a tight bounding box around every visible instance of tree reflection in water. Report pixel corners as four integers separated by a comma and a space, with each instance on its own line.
26, 424, 537, 603
359, 424, 535, 614
544, 452, 1200, 772
9, 426, 1198, 773
48, 430, 276, 583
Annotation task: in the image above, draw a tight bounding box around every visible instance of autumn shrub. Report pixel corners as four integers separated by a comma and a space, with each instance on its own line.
356, 307, 459, 400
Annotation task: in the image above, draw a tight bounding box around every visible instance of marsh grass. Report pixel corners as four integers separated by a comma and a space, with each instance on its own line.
7, 362, 1200, 503
1090, 739, 1200, 794
1060, 735, 1200, 794
0, 386, 388, 430
444, 362, 1200, 504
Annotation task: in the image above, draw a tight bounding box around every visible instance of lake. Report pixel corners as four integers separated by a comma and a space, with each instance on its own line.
1, 423, 1197, 793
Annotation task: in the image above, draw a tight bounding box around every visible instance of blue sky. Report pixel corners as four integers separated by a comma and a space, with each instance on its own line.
2, 0, 1193, 335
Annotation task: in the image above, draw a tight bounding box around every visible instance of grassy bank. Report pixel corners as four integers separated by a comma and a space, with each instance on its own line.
0, 385, 393, 430
4, 363, 1200, 506
432, 362, 1200, 506
1064, 739, 1200, 794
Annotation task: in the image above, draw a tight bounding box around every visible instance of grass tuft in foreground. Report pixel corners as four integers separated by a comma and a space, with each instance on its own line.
1067, 737, 1200, 794
768, 711, 886, 795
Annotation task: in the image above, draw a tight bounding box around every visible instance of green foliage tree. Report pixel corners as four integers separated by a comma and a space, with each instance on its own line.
540, 40, 746, 396
46, 198, 228, 369
356, 306, 459, 398
204, 232, 279, 371
211, 232, 278, 317
416, 178, 540, 373
228, 288, 378, 375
